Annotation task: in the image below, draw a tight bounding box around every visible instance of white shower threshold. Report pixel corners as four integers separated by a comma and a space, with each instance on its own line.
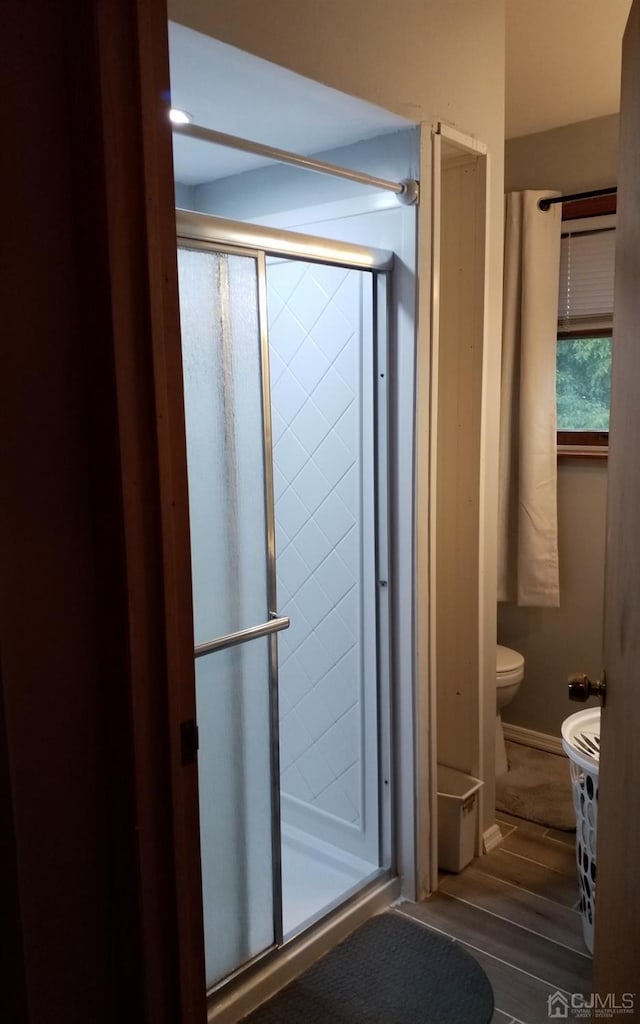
281, 822, 379, 938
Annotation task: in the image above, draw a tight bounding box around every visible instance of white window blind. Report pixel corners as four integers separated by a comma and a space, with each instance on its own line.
558, 227, 615, 327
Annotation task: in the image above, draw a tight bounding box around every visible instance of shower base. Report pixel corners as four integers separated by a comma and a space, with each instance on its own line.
281, 823, 378, 938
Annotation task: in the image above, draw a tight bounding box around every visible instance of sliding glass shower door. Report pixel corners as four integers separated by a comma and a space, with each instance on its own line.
176, 214, 392, 998
178, 244, 284, 989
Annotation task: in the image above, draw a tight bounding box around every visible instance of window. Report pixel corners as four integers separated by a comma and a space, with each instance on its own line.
556, 207, 615, 456
557, 329, 611, 430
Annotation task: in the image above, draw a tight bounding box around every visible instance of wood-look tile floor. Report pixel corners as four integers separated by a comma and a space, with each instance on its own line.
395, 813, 592, 1024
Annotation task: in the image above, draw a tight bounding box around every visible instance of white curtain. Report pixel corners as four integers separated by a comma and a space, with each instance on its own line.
498, 190, 562, 607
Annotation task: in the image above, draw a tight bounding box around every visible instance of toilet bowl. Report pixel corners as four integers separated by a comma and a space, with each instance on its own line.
496, 645, 525, 776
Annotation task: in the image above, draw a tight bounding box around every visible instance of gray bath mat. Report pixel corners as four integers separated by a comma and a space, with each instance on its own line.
243, 911, 494, 1023
496, 741, 575, 830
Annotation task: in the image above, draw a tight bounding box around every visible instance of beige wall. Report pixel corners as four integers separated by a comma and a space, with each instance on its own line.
499, 461, 606, 734
505, 114, 619, 193
435, 149, 495, 827
500, 116, 613, 737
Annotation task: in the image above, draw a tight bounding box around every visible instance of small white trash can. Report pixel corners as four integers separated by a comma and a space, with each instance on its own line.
437, 765, 483, 873
561, 708, 600, 953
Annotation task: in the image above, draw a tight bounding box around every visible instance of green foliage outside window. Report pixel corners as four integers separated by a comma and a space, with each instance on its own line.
556, 335, 612, 431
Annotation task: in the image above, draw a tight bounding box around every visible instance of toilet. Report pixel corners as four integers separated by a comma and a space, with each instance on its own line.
496, 645, 525, 776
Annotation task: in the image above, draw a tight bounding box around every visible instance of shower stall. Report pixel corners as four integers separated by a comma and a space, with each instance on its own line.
176, 211, 393, 991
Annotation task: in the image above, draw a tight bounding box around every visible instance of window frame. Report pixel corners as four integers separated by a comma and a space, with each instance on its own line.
556, 194, 616, 459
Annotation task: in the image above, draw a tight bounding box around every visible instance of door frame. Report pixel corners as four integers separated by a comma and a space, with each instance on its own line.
91, 3, 207, 1020
3, 1, 207, 1021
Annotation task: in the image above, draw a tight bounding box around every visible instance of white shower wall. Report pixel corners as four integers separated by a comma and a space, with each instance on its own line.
267, 258, 377, 845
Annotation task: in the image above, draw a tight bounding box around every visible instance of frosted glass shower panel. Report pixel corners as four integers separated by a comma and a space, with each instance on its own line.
178, 246, 270, 646
196, 639, 275, 987
268, 258, 378, 861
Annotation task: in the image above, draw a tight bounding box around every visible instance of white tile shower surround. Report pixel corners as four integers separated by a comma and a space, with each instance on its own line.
267, 259, 370, 828
281, 824, 378, 938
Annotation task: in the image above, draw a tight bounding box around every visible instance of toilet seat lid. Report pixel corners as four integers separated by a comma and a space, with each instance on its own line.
496, 644, 524, 675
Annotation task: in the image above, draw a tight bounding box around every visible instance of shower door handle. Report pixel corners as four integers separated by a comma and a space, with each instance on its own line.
194, 615, 290, 658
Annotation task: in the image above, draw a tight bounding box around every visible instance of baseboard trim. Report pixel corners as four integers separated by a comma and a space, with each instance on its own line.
207, 875, 400, 1023
503, 722, 565, 757
483, 823, 504, 854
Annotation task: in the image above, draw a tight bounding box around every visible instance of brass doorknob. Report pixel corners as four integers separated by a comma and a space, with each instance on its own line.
568, 671, 607, 703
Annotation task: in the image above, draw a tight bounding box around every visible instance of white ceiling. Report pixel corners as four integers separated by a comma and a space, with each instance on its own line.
169, 22, 412, 186
506, 0, 632, 139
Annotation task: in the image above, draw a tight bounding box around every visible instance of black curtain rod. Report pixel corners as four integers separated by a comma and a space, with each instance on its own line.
539, 187, 617, 211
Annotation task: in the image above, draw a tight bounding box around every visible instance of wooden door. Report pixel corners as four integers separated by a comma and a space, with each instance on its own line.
592, 0, 640, 1002
2, 1, 206, 1021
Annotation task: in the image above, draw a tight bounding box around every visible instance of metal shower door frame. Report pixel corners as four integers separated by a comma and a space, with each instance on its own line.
176, 210, 394, 997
